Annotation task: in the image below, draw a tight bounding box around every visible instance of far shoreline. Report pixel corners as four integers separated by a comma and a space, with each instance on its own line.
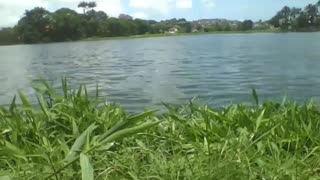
81, 29, 282, 42
1, 29, 320, 46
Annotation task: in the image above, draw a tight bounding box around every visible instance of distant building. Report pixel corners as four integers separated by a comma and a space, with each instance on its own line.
168, 27, 179, 34
192, 29, 199, 33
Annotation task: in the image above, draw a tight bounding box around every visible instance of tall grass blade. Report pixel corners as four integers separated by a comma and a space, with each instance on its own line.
0, 176, 11, 180
98, 110, 156, 141
80, 153, 94, 180
9, 95, 16, 113
100, 121, 160, 144
18, 91, 31, 109
252, 88, 259, 106
62, 77, 68, 99
65, 124, 97, 162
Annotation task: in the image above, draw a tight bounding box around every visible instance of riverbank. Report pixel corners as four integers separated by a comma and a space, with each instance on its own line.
81, 29, 281, 42
0, 29, 316, 46
1, 80, 320, 179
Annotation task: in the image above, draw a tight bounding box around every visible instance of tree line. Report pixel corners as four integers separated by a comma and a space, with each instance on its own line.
269, 1, 320, 31
0, 1, 320, 45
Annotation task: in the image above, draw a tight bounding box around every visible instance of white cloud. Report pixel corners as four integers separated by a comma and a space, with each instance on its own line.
49, 0, 124, 17
0, 0, 124, 27
176, 0, 192, 9
128, 0, 174, 15
0, 0, 48, 27
132, 12, 149, 19
94, 0, 123, 17
201, 0, 215, 9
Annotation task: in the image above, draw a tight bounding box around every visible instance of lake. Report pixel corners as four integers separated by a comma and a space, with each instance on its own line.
1, 32, 320, 111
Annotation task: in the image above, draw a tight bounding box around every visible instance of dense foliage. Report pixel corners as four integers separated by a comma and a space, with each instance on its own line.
1, 1, 320, 45
1, 80, 320, 179
0, 28, 20, 45
269, 1, 320, 31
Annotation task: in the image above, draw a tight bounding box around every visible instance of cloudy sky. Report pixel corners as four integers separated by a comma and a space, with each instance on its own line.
0, 0, 318, 27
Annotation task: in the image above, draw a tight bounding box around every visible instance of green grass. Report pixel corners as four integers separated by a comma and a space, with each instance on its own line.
81, 29, 281, 42
1, 79, 320, 179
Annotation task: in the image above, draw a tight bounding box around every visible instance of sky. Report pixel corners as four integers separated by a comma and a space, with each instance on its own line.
0, 0, 318, 27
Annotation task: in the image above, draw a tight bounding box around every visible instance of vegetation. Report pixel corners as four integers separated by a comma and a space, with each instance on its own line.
269, 1, 320, 31
1, 80, 320, 179
1, 1, 320, 45
0, 28, 20, 45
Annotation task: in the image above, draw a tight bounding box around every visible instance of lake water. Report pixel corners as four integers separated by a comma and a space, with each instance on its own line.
1, 33, 320, 111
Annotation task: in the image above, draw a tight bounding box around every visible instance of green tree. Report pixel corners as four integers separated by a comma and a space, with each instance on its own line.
295, 12, 309, 29
305, 4, 318, 25
16, 7, 51, 43
50, 8, 82, 41
0, 28, 19, 45
290, 8, 302, 19
78, 1, 88, 14
83, 10, 108, 37
78, 1, 96, 14
88, 1, 97, 9
179, 22, 192, 33
134, 19, 150, 35
239, 20, 253, 31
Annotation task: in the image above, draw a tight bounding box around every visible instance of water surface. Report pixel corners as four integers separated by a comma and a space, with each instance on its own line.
1, 33, 320, 111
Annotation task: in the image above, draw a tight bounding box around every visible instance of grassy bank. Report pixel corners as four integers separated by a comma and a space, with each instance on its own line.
1, 80, 320, 179
81, 29, 281, 42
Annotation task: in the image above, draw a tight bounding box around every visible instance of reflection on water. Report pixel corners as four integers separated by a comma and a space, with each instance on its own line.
1, 33, 320, 111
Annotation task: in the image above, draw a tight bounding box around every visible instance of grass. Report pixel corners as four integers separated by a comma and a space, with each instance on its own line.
1, 80, 320, 179
81, 29, 281, 42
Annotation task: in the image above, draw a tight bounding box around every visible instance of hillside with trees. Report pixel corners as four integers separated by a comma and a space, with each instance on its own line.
269, 1, 320, 31
1, 1, 320, 45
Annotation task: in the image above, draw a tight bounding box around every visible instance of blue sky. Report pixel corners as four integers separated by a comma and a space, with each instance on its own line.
0, 0, 318, 27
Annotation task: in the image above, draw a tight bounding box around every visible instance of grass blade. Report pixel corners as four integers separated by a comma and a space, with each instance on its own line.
100, 121, 160, 144
65, 124, 97, 163
80, 153, 94, 180
98, 110, 156, 141
252, 88, 259, 106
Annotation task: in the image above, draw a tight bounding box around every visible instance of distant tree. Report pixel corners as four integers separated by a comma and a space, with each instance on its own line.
84, 10, 108, 37
78, 1, 88, 14
88, 1, 97, 9
134, 19, 150, 34
290, 8, 302, 19
0, 28, 19, 45
50, 8, 82, 41
305, 4, 318, 25
119, 14, 133, 20
317, 0, 320, 7
295, 12, 309, 29
270, 6, 291, 30
78, 1, 96, 14
179, 22, 192, 33
16, 7, 51, 43
239, 20, 253, 31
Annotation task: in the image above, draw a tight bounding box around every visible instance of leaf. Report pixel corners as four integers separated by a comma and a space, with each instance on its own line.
65, 124, 97, 163
255, 109, 266, 132
61, 77, 68, 99
0, 176, 11, 180
100, 121, 160, 144
37, 96, 49, 119
128, 172, 139, 180
252, 88, 259, 106
98, 110, 156, 142
9, 95, 16, 113
80, 153, 94, 180
77, 85, 83, 97
18, 91, 31, 109
3, 141, 26, 161
203, 136, 209, 153
95, 83, 99, 99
